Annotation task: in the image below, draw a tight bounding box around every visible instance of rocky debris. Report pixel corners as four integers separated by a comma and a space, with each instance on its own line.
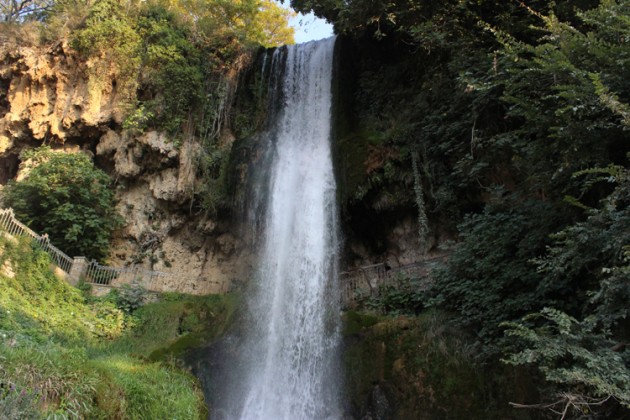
1, 254, 15, 278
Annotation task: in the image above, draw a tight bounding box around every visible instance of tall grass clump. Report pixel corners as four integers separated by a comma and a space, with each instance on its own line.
0, 236, 213, 418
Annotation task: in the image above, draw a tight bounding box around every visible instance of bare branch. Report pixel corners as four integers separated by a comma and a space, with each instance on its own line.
510, 393, 614, 419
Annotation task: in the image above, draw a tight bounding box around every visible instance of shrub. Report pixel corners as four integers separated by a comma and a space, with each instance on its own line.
362, 275, 426, 315
3, 147, 122, 261
70, 0, 141, 103
135, 5, 204, 135
503, 308, 630, 416
429, 198, 565, 349
114, 280, 149, 314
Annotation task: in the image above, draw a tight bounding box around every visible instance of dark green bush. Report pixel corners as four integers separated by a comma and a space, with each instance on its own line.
429, 198, 566, 348
135, 5, 204, 135
3, 147, 121, 261
363, 275, 426, 316
112, 281, 149, 314
70, 0, 141, 103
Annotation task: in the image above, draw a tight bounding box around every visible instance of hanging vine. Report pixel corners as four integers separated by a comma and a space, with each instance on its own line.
411, 150, 429, 252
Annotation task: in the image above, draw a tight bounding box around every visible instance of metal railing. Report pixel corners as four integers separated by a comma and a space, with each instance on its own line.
3, 207, 444, 299
0, 208, 74, 274
0, 208, 205, 293
339, 256, 447, 305
84, 260, 180, 289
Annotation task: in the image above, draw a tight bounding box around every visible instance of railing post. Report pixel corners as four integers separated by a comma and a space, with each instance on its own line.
69, 257, 88, 285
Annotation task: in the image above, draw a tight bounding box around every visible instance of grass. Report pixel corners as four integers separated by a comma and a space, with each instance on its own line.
0, 236, 232, 418
90, 354, 205, 419
101, 292, 239, 361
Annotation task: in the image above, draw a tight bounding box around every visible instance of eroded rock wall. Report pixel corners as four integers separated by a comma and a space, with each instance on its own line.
0, 39, 251, 295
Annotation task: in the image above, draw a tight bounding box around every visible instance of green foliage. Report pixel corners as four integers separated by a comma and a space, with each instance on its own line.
71, 0, 141, 103
362, 275, 425, 316
134, 5, 204, 134
76, 277, 93, 299
122, 103, 155, 133
90, 354, 206, 419
482, 8, 628, 200
105, 293, 239, 360
71, 0, 139, 59
325, 0, 628, 241
2, 147, 121, 261
176, 0, 295, 51
134, 0, 295, 134
0, 343, 102, 417
535, 167, 630, 330
503, 308, 630, 413
113, 280, 149, 314
363, 286, 422, 316
411, 151, 428, 248
0, 236, 127, 343
323, 2, 630, 413
0, 237, 210, 418
197, 143, 232, 215
343, 310, 535, 419
39, 0, 294, 142
254, 0, 296, 47
1, 338, 205, 419
496, 166, 630, 413
429, 199, 565, 347
429, 165, 630, 411
0, 385, 41, 419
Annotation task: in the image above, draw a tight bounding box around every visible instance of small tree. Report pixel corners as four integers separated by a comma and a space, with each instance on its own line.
3, 147, 121, 261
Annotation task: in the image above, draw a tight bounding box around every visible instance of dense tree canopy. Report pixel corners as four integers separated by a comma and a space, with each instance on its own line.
321, 0, 629, 415
3, 147, 121, 261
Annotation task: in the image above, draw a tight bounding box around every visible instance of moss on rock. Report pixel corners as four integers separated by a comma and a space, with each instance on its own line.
342, 310, 539, 419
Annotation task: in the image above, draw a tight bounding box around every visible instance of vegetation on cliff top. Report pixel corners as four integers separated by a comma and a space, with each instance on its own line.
68, 0, 295, 134
0, 0, 296, 253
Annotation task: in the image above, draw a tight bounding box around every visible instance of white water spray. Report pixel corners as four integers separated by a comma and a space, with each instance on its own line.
236, 37, 341, 420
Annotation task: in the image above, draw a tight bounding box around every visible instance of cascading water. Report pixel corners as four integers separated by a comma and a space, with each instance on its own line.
227, 37, 341, 420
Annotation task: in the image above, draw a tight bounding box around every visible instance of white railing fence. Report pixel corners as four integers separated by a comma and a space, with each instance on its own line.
0, 208, 74, 274
83, 260, 187, 291
3, 207, 444, 299
0, 208, 217, 293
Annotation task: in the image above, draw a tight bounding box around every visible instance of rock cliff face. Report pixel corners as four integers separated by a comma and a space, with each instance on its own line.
0, 35, 434, 294
0, 37, 251, 294
0, 42, 114, 148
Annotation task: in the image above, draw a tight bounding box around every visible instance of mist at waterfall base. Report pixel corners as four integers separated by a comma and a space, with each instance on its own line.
201, 37, 342, 420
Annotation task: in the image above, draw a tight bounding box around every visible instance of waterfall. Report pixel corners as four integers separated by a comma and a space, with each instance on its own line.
225, 37, 341, 420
